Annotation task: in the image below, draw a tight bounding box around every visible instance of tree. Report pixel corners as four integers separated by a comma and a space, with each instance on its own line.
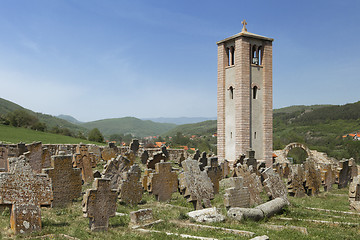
6, 110, 39, 128
109, 134, 123, 144
88, 128, 104, 143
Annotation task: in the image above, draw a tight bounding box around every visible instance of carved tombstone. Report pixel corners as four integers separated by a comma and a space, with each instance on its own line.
73, 144, 96, 183
198, 152, 208, 171
24, 141, 43, 173
233, 164, 263, 206
244, 149, 257, 169
224, 177, 250, 209
148, 161, 178, 201
220, 159, 230, 178
41, 147, 52, 169
130, 139, 140, 154
142, 168, 154, 190
125, 150, 136, 165
102, 155, 131, 190
304, 159, 321, 196
147, 151, 166, 169
349, 158, 358, 181
0, 144, 9, 172
101, 143, 118, 161
338, 159, 351, 189
83, 178, 117, 231
88, 144, 101, 164
193, 149, 201, 160
262, 167, 288, 200
349, 176, 360, 202
322, 164, 335, 191
140, 150, 149, 164
119, 164, 143, 204
178, 159, 214, 210
0, 156, 53, 234
42, 153, 82, 207
287, 164, 306, 198
205, 157, 222, 194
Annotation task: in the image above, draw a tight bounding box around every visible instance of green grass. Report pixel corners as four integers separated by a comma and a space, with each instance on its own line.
0, 125, 100, 144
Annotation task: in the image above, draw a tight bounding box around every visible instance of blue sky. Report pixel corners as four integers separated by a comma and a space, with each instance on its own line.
0, 0, 359, 122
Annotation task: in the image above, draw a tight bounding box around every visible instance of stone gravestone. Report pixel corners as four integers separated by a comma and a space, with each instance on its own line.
287, 164, 306, 198
0, 144, 9, 172
198, 152, 208, 171
125, 150, 136, 165
140, 150, 149, 164
349, 176, 360, 211
101, 143, 118, 161
147, 151, 166, 169
349, 158, 358, 181
148, 161, 178, 201
142, 168, 154, 190
178, 152, 185, 166
205, 157, 222, 194
338, 159, 351, 189
41, 147, 52, 169
0, 156, 53, 234
233, 164, 263, 206
42, 153, 82, 207
24, 141, 43, 173
224, 177, 250, 209
88, 144, 101, 164
243, 149, 257, 169
193, 149, 201, 160
220, 159, 230, 178
83, 178, 117, 231
130, 139, 140, 154
102, 155, 131, 190
119, 164, 143, 204
73, 143, 96, 183
261, 167, 288, 201
161, 145, 169, 161
304, 159, 321, 196
322, 164, 335, 191
178, 159, 214, 210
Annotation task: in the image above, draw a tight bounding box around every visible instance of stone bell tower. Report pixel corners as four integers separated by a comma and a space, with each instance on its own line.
217, 20, 273, 167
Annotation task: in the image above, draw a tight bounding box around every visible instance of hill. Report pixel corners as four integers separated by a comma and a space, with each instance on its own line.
0, 98, 87, 134
0, 124, 99, 144
142, 117, 217, 125
81, 117, 176, 138
163, 120, 217, 137
57, 114, 83, 124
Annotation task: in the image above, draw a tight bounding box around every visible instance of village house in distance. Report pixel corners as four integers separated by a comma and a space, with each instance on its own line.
217, 21, 273, 167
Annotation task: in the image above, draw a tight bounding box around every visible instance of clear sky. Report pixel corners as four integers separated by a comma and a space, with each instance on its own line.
0, 0, 359, 122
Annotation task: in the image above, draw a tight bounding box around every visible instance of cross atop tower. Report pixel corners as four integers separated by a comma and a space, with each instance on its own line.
241, 20, 247, 32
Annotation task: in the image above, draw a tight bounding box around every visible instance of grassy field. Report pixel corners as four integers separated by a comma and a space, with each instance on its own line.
0, 158, 358, 240
0, 125, 100, 145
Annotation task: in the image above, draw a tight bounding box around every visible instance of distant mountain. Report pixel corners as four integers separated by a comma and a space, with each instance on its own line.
81, 117, 177, 137
142, 117, 217, 125
273, 104, 332, 114
0, 98, 87, 134
163, 120, 217, 137
57, 114, 83, 124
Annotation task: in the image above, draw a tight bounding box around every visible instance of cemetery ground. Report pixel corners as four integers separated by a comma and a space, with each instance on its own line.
0, 157, 358, 240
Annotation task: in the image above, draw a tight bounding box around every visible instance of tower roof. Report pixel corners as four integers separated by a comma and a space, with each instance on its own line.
217, 21, 273, 44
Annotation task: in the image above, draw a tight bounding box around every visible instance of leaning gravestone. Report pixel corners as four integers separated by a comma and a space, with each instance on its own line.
102, 155, 131, 190
147, 151, 166, 169
287, 164, 306, 198
205, 157, 222, 194
338, 159, 351, 189
198, 152, 208, 171
224, 177, 250, 209
83, 178, 117, 231
148, 161, 178, 201
178, 159, 214, 210
73, 143, 96, 183
140, 150, 149, 164
42, 153, 82, 207
261, 167, 288, 201
0, 156, 53, 234
193, 149, 201, 160
119, 164, 143, 204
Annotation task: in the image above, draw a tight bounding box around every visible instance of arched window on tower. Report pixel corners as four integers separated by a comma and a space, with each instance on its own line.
252, 45, 258, 65
226, 47, 230, 66
253, 86, 258, 99
230, 46, 235, 65
258, 46, 262, 65
229, 86, 234, 99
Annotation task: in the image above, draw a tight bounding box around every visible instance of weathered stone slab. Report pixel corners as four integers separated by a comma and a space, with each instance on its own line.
0, 156, 53, 234
140, 150, 149, 164
148, 161, 178, 201
187, 207, 225, 223
125, 150, 136, 165
42, 153, 82, 207
220, 159, 230, 178
24, 141, 43, 173
73, 143, 96, 183
349, 158, 358, 181
178, 152, 185, 166
287, 164, 306, 198
101, 143, 118, 161
243, 149, 257, 169
41, 147, 52, 169
233, 164, 263, 206
179, 159, 214, 210
102, 155, 131, 190
261, 167, 288, 200
193, 149, 200, 160
338, 159, 351, 189
161, 145, 169, 161
0, 144, 9, 172
83, 178, 117, 231
147, 151, 166, 169
349, 176, 360, 202
198, 152, 208, 171
322, 164, 335, 191
141, 168, 153, 190
119, 164, 143, 204
88, 144, 101, 164
304, 159, 321, 196
224, 177, 250, 209
130, 139, 140, 154
130, 209, 153, 224
205, 157, 222, 194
